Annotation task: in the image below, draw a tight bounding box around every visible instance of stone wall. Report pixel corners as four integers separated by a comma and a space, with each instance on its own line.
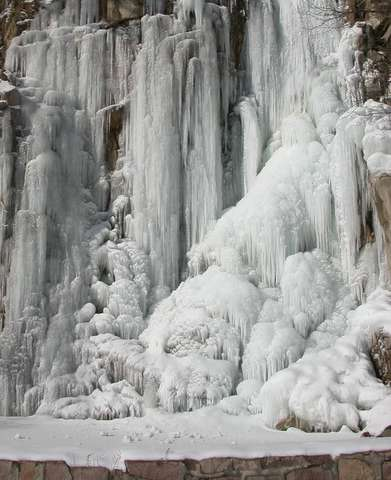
2, 451, 391, 480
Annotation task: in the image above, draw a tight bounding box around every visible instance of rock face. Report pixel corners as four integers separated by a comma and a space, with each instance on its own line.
105, 0, 144, 23
372, 175, 391, 273
0, 1, 39, 70
361, 0, 391, 103
370, 329, 391, 386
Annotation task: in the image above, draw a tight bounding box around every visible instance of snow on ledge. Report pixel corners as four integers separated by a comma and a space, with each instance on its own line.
1, 410, 391, 471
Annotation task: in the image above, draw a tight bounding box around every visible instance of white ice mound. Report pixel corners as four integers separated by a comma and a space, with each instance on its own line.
242, 249, 344, 384
281, 250, 342, 338
363, 395, 391, 437
189, 130, 333, 287
141, 266, 265, 359
253, 289, 391, 432
46, 381, 144, 420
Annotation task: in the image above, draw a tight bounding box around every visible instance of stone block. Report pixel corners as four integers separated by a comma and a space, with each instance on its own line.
383, 461, 391, 479
126, 460, 186, 480
20, 462, 45, 480
260, 456, 310, 469
232, 458, 261, 472
338, 459, 377, 480
0, 461, 18, 480
71, 466, 109, 480
106, 0, 144, 23
286, 466, 334, 480
111, 471, 134, 480
198, 458, 233, 475
44, 462, 72, 480
244, 476, 282, 480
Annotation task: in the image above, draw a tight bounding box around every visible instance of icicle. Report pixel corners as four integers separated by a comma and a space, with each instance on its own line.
235, 97, 262, 193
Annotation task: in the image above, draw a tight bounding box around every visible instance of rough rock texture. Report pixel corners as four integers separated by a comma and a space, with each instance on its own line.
0, 1, 39, 71
105, 0, 144, 23
370, 328, 391, 386
371, 175, 391, 273
362, 0, 391, 103
1, 452, 391, 480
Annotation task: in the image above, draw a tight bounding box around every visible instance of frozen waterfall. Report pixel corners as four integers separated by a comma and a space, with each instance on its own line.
0, 0, 390, 432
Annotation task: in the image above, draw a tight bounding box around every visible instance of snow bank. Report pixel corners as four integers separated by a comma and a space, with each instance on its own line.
253, 289, 391, 432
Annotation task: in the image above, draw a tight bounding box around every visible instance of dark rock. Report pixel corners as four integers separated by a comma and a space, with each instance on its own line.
370, 328, 391, 385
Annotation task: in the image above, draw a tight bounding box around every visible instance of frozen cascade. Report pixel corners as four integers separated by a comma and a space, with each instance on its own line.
126, 4, 229, 288
0, 0, 390, 431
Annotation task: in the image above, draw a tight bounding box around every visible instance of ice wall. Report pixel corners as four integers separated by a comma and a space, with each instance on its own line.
0, 0, 390, 430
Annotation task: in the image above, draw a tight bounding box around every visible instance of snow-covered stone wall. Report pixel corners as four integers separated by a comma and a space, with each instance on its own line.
2, 450, 391, 480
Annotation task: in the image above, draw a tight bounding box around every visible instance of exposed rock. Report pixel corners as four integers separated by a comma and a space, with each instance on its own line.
349, 0, 391, 103
0, 1, 39, 70
371, 175, 391, 274
106, 106, 123, 172
105, 0, 144, 23
370, 328, 391, 385
275, 415, 313, 433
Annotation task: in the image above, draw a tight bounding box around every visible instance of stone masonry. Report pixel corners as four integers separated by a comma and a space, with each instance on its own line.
2, 450, 391, 479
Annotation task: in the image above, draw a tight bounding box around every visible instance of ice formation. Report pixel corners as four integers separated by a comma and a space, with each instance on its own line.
0, 0, 390, 433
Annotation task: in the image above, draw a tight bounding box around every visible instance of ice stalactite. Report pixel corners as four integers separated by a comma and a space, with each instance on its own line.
241, 250, 350, 385
126, 3, 229, 289
189, 125, 333, 286
338, 24, 365, 107
234, 97, 262, 194
246, 0, 340, 147
178, 0, 205, 27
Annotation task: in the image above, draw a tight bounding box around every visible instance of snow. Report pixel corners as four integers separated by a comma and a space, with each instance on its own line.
0, 411, 391, 471
363, 396, 391, 437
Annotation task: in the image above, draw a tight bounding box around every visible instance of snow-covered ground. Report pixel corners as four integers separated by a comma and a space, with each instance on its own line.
1, 409, 391, 471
